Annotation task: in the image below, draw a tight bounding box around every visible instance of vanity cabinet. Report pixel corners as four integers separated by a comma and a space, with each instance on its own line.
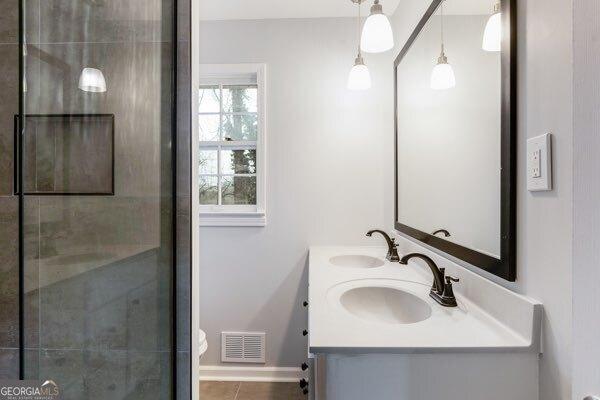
312, 353, 537, 400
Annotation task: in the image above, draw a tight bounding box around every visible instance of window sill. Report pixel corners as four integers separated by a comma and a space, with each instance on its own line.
199, 211, 266, 227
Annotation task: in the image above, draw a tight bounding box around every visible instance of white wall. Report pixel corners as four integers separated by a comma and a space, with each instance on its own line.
198, 17, 393, 368
390, 1, 573, 399
572, 0, 600, 398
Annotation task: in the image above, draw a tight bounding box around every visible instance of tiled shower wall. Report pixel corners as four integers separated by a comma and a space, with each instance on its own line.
0, 0, 192, 398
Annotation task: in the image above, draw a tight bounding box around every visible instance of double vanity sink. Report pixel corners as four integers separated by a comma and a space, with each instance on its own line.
309, 246, 541, 353
307, 246, 543, 400
328, 255, 432, 325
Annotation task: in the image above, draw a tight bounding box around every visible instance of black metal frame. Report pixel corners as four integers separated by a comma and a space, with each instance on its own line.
18, 0, 24, 381
393, 0, 517, 281
14, 113, 116, 196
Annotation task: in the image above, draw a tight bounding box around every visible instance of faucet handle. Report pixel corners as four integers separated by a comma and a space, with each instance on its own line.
441, 276, 459, 307
390, 237, 398, 248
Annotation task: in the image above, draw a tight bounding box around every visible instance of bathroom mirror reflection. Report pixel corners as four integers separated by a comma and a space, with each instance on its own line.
394, 0, 516, 280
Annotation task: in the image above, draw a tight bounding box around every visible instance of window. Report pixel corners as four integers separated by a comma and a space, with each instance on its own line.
198, 64, 266, 226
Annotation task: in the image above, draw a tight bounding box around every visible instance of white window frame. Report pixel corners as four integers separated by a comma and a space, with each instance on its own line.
197, 63, 267, 227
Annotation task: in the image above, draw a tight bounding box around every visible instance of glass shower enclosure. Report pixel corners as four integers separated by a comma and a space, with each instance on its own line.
0, 0, 192, 399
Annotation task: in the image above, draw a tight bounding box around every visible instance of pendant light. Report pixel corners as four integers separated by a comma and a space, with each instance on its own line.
360, 0, 394, 53
347, 54, 371, 90
347, 0, 372, 91
482, 2, 501, 52
79, 67, 107, 93
430, 2, 456, 90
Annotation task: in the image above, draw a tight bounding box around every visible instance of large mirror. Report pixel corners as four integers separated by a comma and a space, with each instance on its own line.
394, 0, 516, 281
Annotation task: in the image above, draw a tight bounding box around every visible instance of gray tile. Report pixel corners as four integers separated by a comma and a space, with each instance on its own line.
23, 115, 114, 194
0, 0, 41, 45
0, 348, 19, 379
200, 381, 240, 400
39, 277, 87, 349
23, 197, 41, 349
38, 350, 175, 400
28, 196, 170, 351
38, 0, 170, 44
125, 351, 171, 400
86, 295, 128, 350
86, 250, 159, 308
25, 118, 56, 193
39, 349, 85, 399
0, 0, 18, 44
81, 351, 128, 400
23, 287, 41, 349
0, 197, 18, 348
0, 45, 18, 195
175, 12, 192, 372
236, 382, 304, 400
126, 280, 171, 352
176, 351, 190, 400
23, 349, 40, 380
31, 42, 172, 199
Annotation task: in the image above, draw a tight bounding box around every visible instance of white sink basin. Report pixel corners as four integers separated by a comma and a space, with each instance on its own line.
329, 255, 384, 269
339, 286, 432, 325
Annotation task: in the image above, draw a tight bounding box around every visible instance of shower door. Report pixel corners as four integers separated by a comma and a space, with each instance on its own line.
0, 0, 190, 398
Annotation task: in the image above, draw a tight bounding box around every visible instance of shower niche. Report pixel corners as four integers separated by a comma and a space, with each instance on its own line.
17, 114, 115, 195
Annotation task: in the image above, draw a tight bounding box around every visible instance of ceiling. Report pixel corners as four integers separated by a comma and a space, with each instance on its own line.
198, 0, 402, 21
198, 0, 494, 22
442, 0, 494, 15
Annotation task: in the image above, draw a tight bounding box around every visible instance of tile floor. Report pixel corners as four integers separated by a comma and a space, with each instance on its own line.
200, 381, 305, 400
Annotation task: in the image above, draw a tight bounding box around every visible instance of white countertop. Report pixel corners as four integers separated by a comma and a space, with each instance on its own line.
308, 246, 543, 354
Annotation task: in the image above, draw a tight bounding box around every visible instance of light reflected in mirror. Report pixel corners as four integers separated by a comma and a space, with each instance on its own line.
396, 0, 502, 258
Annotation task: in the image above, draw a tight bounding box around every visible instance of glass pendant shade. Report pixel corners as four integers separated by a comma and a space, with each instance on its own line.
360, 1, 394, 53
347, 56, 372, 90
430, 55, 456, 90
78, 67, 107, 92
482, 3, 502, 52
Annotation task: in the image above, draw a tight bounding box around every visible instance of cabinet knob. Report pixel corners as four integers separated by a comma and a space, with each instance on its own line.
301, 362, 309, 371
302, 330, 308, 336
299, 378, 308, 388
303, 301, 309, 307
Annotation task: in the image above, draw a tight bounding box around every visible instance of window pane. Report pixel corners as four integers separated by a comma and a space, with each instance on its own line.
199, 149, 218, 175
222, 176, 257, 205
223, 85, 258, 113
199, 176, 219, 205
221, 149, 256, 174
222, 114, 257, 141
199, 114, 220, 141
199, 86, 220, 113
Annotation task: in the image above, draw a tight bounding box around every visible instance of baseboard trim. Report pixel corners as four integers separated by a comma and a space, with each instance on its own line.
199, 365, 304, 382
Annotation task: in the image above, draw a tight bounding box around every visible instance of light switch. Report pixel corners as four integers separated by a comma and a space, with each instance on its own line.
527, 133, 552, 191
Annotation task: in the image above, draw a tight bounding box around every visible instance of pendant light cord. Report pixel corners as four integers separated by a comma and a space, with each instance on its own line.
357, 1, 362, 55
440, 0, 445, 53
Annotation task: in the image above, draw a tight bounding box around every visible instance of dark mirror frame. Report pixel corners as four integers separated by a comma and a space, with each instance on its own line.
394, 0, 517, 281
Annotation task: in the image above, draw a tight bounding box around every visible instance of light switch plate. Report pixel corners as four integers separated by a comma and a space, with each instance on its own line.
527, 133, 552, 191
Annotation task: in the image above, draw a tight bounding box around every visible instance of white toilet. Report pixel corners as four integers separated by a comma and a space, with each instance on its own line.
199, 329, 208, 358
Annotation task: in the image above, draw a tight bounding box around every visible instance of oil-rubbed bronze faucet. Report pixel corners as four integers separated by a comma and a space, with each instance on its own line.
432, 229, 451, 237
366, 230, 400, 262
399, 253, 459, 307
